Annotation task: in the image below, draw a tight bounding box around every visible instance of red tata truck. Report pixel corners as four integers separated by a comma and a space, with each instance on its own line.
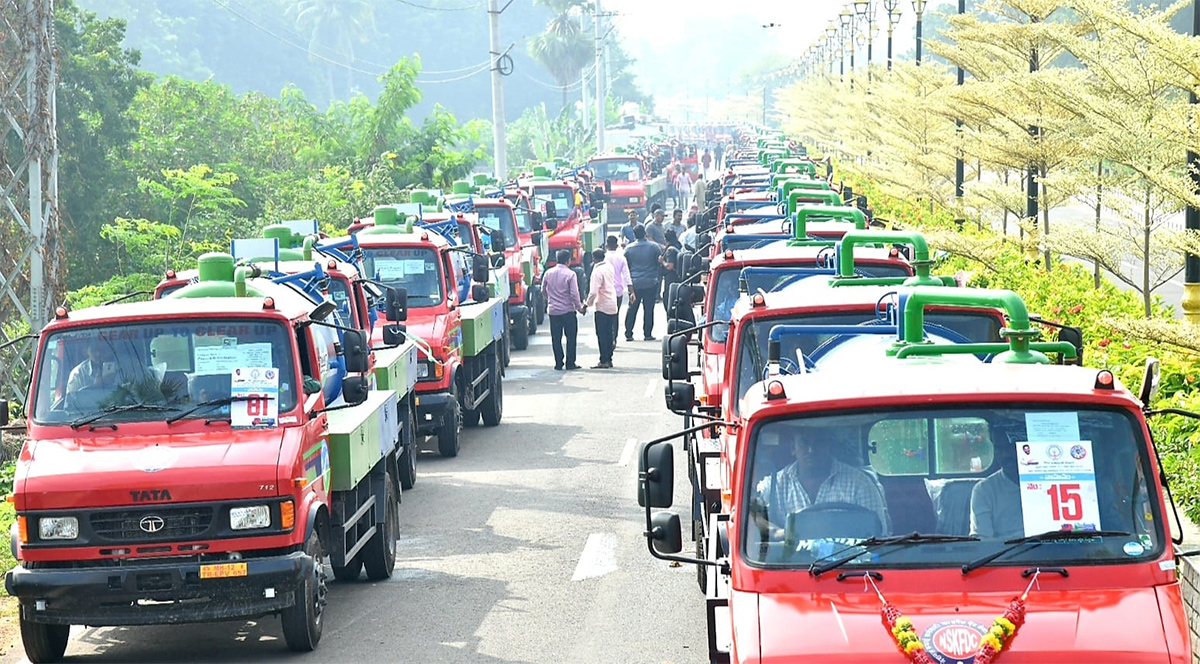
4, 253, 418, 661
351, 206, 507, 457
587, 152, 669, 219
518, 169, 604, 294
645, 286, 1192, 663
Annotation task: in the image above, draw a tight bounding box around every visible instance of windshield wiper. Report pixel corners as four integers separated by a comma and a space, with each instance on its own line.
809, 532, 980, 576
164, 395, 274, 425
69, 403, 176, 430
961, 529, 1130, 575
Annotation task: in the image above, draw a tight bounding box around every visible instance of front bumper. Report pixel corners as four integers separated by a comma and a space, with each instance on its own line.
415, 391, 455, 435
6, 550, 311, 626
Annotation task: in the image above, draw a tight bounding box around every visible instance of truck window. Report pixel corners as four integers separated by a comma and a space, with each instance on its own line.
743, 407, 1159, 568
589, 159, 642, 181
532, 187, 574, 218
513, 206, 534, 234
476, 207, 519, 248
361, 247, 444, 307
326, 275, 355, 324
32, 319, 298, 425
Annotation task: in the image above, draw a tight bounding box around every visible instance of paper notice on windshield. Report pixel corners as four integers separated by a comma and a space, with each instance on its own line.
194, 342, 273, 375
1024, 412, 1080, 441
230, 367, 279, 428
375, 259, 427, 280
1015, 440, 1101, 535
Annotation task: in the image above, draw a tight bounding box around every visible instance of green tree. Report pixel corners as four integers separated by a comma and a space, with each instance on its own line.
528, 0, 593, 112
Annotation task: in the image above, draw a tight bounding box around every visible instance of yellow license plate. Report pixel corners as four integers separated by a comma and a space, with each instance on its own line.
199, 562, 248, 580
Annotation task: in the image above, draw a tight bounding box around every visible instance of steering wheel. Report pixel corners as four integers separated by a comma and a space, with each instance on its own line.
785, 502, 883, 546
65, 385, 112, 412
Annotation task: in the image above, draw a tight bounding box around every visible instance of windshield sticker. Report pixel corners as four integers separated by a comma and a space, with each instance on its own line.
920, 619, 988, 664
230, 367, 279, 428
1123, 541, 1145, 556
1016, 441, 1101, 534
194, 343, 272, 375
1024, 412, 1080, 441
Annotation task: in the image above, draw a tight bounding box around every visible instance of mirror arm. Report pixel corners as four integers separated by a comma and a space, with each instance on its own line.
301, 318, 359, 335
308, 402, 360, 419
1145, 408, 1200, 419
0, 333, 38, 351
668, 319, 729, 342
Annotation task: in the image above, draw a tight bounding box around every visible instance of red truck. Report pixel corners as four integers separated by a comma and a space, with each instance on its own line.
4, 253, 418, 661
587, 152, 668, 219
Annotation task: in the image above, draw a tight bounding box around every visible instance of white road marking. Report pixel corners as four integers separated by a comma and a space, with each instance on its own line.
643, 377, 658, 398
618, 437, 638, 466
571, 532, 619, 581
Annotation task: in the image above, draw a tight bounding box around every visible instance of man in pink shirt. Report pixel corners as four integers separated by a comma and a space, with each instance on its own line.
543, 249, 585, 370
585, 249, 618, 369
605, 236, 631, 349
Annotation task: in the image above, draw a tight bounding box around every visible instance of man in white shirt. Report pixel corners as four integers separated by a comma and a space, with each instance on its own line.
585, 249, 618, 369
970, 441, 1025, 539
66, 346, 110, 395
605, 236, 631, 349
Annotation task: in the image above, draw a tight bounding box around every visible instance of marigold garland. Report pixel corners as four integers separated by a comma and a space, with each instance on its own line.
871, 574, 1031, 664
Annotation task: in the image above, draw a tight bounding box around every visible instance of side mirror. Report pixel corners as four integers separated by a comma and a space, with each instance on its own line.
342, 375, 369, 406
471, 283, 491, 302
386, 287, 407, 322
531, 211, 545, 229
0, 400, 8, 427
471, 254, 490, 283
638, 442, 674, 508
697, 232, 712, 249
1139, 357, 1161, 406
342, 329, 370, 374
649, 512, 683, 555
664, 380, 695, 413
1057, 326, 1083, 366
545, 218, 560, 232
531, 231, 543, 245
490, 252, 505, 269
662, 335, 689, 381
382, 323, 407, 347
544, 200, 557, 219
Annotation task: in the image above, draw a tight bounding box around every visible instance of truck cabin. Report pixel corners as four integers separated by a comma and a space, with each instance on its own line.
473, 201, 520, 253
527, 183, 579, 227
587, 156, 644, 183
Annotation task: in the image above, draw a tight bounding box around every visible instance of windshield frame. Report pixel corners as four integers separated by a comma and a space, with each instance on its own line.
30, 316, 301, 427
361, 246, 446, 308
475, 205, 519, 249
588, 158, 643, 181
737, 401, 1164, 572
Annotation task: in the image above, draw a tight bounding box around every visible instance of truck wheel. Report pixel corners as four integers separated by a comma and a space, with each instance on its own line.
19, 607, 69, 663
481, 358, 503, 426
501, 329, 511, 368
437, 400, 461, 458
282, 528, 327, 652
463, 407, 481, 428
331, 557, 362, 582
535, 290, 546, 326
399, 402, 417, 491
511, 311, 529, 350
363, 476, 398, 580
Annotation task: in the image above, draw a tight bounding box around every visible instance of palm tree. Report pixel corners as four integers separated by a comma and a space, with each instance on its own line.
291, 0, 375, 103
528, 0, 593, 113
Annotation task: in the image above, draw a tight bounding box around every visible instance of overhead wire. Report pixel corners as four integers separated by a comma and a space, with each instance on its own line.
392, 0, 485, 10
416, 61, 493, 84
211, 0, 383, 76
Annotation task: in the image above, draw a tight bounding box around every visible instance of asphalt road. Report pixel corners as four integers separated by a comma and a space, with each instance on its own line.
4, 308, 707, 664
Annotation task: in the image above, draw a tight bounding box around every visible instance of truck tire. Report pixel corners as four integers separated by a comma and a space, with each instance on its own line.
535, 289, 546, 326
399, 401, 417, 491
481, 357, 503, 426
19, 607, 69, 663
331, 557, 362, 582
363, 476, 398, 580
463, 407, 481, 428
282, 528, 327, 652
501, 329, 511, 368
511, 311, 529, 350
437, 399, 461, 458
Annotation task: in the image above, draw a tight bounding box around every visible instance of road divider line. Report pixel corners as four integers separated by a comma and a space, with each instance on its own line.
571, 532, 619, 581
643, 377, 657, 398
618, 437, 638, 466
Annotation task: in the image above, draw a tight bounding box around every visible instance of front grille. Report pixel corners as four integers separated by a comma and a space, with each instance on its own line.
90, 506, 215, 543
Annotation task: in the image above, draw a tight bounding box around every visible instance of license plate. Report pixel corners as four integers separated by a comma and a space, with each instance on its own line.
199, 562, 248, 579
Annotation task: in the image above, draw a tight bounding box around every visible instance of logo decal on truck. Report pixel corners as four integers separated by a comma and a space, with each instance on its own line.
920, 620, 988, 664
129, 489, 173, 502
139, 515, 165, 533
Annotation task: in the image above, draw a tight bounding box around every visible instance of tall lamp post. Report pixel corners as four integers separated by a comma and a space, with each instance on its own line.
855, 0, 875, 73
842, 9, 855, 75
884, 0, 900, 70
827, 24, 839, 77
838, 15, 850, 82
913, 0, 928, 64
954, 0, 965, 228
1185, 0, 1200, 321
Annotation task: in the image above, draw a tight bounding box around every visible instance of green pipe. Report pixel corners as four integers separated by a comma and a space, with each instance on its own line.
794, 205, 867, 242
787, 190, 842, 216
302, 235, 316, 261
828, 276, 908, 287
898, 287, 1046, 362
778, 178, 829, 196
838, 230, 940, 286
771, 159, 809, 174
892, 341, 1076, 363
234, 266, 254, 297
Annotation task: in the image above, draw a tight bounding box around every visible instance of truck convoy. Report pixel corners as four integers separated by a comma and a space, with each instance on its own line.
4, 252, 419, 662
638, 133, 1192, 663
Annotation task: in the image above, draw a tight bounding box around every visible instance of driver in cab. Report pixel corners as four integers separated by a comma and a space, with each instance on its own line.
754, 427, 891, 539
66, 345, 112, 395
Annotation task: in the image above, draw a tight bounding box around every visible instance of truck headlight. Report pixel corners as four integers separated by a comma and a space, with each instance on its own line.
417, 363, 430, 379
39, 516, 79, 540
230, 505, 271, 530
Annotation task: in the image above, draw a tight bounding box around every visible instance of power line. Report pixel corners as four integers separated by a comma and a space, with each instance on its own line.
393, 0, 485, 10
226, 0, 398, 72
211, 0, 384, 76
416, 62, 492, 84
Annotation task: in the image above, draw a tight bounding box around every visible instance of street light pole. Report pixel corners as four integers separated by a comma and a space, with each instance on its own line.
855, 0, 874, 75
827, 24, 839, 77
884, 0, 899, 70
1185, 0, 1200, 321
913, 0, 928, 65
954, 0, 965, 228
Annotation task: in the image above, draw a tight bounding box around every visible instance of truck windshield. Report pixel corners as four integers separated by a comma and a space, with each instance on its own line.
733, 310, 1002, 406
31, 319, 298, 425
532, 187, 574, 219
476, 206, 519, 248
327, 274, 355, 323
589, 159, 642, 181
513, 205, 534, 234
361, 247, 444, 307
706, 263, 913, 343
742, 406, 1161, 569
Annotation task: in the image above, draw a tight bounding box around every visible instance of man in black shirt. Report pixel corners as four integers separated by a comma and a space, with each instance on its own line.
622, 226, 663, 341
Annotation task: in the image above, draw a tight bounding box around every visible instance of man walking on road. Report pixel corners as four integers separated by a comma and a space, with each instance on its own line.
623, 226, 663, 341
646, 208, 667, 246
660, 229, 681, 314
673, 167, 692, 211
585, 249, 618, 369
620, 209, 641, 247
544, 249, 585, 370
666, 208, 687, 241
606, 236, 631, 348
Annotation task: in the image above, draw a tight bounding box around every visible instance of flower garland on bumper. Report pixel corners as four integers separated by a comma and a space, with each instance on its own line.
869, 572, 1034, 663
